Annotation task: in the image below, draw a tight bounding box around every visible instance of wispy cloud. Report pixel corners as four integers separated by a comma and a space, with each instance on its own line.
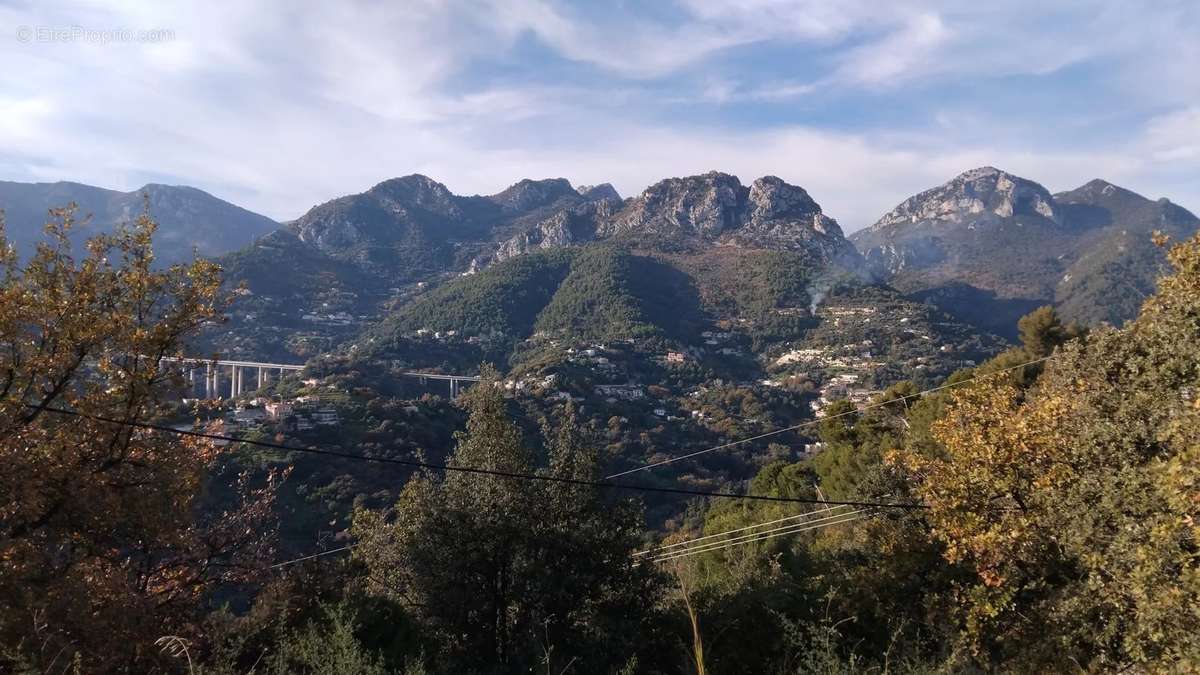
0, 0, 1196, 230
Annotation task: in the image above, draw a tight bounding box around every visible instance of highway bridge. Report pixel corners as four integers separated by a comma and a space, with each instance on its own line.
163, 357, 480, 399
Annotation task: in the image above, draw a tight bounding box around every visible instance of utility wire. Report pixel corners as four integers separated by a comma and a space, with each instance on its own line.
24, 402, 927, 510
650, 509, 866, 561
39, 352, 1049, 570
275, 356, 1048, 564
653, 512, 867, 563
274, 504, 866, 570
635, 504, 854, 557
273, 509, 862, 571
269, 544, 358, 569
606, 354, 1052, 479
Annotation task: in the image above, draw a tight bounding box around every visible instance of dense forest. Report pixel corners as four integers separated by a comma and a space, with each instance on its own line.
1, 208, 1197, 672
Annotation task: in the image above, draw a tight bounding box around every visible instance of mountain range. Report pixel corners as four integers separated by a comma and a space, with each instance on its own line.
2, 167, 1195, 357
0, 180, 278, 265
851, 166, 1198, 333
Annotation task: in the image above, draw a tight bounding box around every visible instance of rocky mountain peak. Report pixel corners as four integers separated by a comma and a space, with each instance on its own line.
747, 176, 822, 224
869, 166, 1059, 232
576, 183, 621, 202
368, 174, 459, 217
487, 171, 858, 266
370, 174, 450, 197
1055, 178, 1198, 231
1057, 178, 1139, 204
604, 172, 746, 239
488, 178, 578, 213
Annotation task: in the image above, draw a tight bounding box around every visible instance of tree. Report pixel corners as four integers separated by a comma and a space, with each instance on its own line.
896, 233, 1200, 670
1016, 305, 1083, 358
0, 206, 281, 671
352, 371, 662, 672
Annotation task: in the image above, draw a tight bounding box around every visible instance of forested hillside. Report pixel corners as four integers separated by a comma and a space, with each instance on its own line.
6, 205, 1196, 671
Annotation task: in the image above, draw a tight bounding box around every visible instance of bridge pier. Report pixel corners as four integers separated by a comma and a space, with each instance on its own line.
162, 356, 304, 400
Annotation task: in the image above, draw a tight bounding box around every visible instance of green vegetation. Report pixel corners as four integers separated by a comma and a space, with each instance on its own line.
670, 233, 1200, 672
535, 245, 705, 341
352, 374, 663, 672
8, 202, 1199, 672
379, 250, 574, 339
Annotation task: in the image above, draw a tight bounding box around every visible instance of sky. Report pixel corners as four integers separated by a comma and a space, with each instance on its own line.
0, 0, 1197, 231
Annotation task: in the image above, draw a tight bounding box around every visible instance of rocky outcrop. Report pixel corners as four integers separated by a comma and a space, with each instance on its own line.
289, 174, 466, 257
489, 171, 860, 267
853, 167, 1063, 279
284, 170, 862, 277
730, 176, 855, 261
576, 183, 621, 202
488, 178, 579, 213
867, 166, 1059, 234
850, 168, 1200, 332
494, 199, 617, 261
601, 172, 745, 239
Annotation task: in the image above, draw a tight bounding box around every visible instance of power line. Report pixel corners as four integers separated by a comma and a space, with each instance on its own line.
650, 509, 867, 561
606, 354, 1052, 479
653, 513, 865, 563
275, 504, 867, 570
653, 511, 867, 563
635, 504, 853, 557
269, 544, 357, 569
25, 402, 927, 510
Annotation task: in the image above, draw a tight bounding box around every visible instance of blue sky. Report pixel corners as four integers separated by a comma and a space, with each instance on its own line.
1, 0, 1197, 231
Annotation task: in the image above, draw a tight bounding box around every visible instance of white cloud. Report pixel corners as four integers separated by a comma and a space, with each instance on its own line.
1142, 108, 1200, 163
834, 12, 950, 86
486, 0, 748, 79
0, 0, 1197, 232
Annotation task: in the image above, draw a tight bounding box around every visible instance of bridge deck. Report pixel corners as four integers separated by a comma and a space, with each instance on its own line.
167, 357, 480, 380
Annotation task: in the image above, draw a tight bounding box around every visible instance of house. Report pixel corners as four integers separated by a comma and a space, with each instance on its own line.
233, 407, 266, 424
312, 408, 339, 426
666, 351, 688, 363
594, 384, 644, 401
265, 401, 293, 420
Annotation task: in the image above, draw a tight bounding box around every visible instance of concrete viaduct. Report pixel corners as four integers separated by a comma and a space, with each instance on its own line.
163, 357, 480, 399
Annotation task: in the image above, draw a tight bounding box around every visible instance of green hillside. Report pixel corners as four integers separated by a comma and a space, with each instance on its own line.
533, 245, 705, 341
377, 249, 574, 339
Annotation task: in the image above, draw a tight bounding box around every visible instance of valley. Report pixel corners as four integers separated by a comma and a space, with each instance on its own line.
4, 165, 1196, 672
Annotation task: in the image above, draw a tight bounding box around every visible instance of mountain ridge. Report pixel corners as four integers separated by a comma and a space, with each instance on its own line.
0, 179, 279, 264
851, 167, 1199, 333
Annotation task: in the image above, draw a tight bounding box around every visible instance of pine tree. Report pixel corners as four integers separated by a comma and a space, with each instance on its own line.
352, 370, 662, 672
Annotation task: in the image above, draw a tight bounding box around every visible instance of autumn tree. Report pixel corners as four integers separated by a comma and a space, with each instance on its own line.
898, 233, 1200, 669
352, 369, 662, 672
0, 206, 281, 671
